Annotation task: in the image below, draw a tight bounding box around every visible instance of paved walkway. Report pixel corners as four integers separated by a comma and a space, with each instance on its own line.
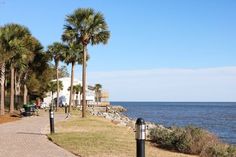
0, 112, 77, 157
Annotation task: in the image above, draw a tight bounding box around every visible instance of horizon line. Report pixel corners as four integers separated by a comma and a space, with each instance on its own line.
110, 101, 236, 103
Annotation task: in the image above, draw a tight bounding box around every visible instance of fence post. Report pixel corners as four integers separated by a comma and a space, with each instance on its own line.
135, 118, 146, 157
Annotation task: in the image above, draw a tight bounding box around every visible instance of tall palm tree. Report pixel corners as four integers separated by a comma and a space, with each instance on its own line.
62, 43, 82, 113
0, 60, 5, 115
0, 23, 31, 113
0, 26, 10, 115
14, 35, 42, 105
0, 26, 11, 115
9, 25, 31, 113
21, 36, 43, 104
47, 42, 66, 111
64, 8, 110, 117
94, 83, 102, 105
0, 26, 6, 115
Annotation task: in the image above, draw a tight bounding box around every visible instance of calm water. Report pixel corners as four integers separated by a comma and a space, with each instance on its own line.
111, 102, 236, 144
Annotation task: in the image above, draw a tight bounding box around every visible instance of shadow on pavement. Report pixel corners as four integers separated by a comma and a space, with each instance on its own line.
17, 132, 45, 136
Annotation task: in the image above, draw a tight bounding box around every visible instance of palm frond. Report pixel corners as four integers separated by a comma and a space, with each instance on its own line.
91, 30, 110, 45
47, 42, 66, 63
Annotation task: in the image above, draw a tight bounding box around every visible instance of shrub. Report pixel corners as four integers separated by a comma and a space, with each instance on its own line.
228, 146, 236, 156
200, 143, 236, 157
175, 126, 217, 154
149, 127, 180, 149
149, 125, 218, 155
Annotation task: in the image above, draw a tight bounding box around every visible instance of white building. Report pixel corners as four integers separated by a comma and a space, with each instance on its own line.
43, 77, 95, 106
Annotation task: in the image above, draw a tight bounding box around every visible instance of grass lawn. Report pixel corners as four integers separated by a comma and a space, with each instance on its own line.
48, 111, 197, 157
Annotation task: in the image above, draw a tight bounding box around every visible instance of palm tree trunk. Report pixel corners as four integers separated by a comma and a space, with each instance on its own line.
14, 71, 21, 106
76, 93, 78, 106
82, 46, 87, 118
96, 91, 98, 105
0, 63, 5, 115
73, 92, 75, 106
23, 73, 28, 104
99, 90, 101, 103
56, 61, 59, 112
10, 65, 14, 113
14, 71, 22, 96
23, 84, 28, 104
69, 62, 75, 113
78, 92, 81, 105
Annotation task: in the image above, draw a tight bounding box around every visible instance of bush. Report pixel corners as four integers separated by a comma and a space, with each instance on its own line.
149, 127, 180, 149
150, 125, 218, 155
228, 146, 236, 156
200, 143, 236, 157
176, 126, 217, 154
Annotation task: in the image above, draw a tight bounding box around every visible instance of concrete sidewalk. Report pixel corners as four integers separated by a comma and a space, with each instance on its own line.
0, 112, 77, 157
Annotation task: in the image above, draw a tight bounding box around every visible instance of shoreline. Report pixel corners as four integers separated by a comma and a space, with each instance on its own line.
88, 104, 236, 156
89, 104, 235, 146
110, 102, 236, 145
88, 104, 168, 138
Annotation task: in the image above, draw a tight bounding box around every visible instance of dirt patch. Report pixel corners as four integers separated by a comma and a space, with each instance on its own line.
0, 114, 20, 124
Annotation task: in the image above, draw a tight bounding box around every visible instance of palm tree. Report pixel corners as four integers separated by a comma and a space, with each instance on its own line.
0, 24, 31, 113
0, 60, 6, 115
46, 81, 57, 109
12, 24, 30, 111
14, 35, 42, 105
64, 8, 110, 117
21, 36, 43, 104
94, 84, 102, 105
0, 26, 10, 115
68, 84, 82, 106
0, 27, 9, 115
47, 42, 66, 111
62, 43, 82, 113
74, 84, 82, 105
56, 81, 63, 106
0, 26, 11, 115
46, 81, 63, 110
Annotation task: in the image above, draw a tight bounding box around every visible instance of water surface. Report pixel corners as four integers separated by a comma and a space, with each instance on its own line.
111, 102, 236, 144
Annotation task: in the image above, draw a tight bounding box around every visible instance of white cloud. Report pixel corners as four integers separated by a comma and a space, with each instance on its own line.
87, 67, 236, 102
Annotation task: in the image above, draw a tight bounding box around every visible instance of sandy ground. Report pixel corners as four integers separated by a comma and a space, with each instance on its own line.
0, 114, 20, 124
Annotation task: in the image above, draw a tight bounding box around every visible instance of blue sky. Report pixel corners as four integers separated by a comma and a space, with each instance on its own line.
1, 0, 236, 101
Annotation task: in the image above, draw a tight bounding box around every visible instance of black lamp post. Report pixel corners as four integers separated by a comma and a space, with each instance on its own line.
49, 95, 55, 134
135, 118, 146, 157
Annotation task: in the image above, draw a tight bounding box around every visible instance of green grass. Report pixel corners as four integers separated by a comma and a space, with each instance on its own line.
48, 111, 197, 157
48, 115, 135, 157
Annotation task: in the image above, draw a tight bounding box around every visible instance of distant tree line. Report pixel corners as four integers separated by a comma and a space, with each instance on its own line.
0, 24, 68, 115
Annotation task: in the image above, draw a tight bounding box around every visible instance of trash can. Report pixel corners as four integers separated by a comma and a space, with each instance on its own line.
23, 104, 35, 116
23, 104, 30, 116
